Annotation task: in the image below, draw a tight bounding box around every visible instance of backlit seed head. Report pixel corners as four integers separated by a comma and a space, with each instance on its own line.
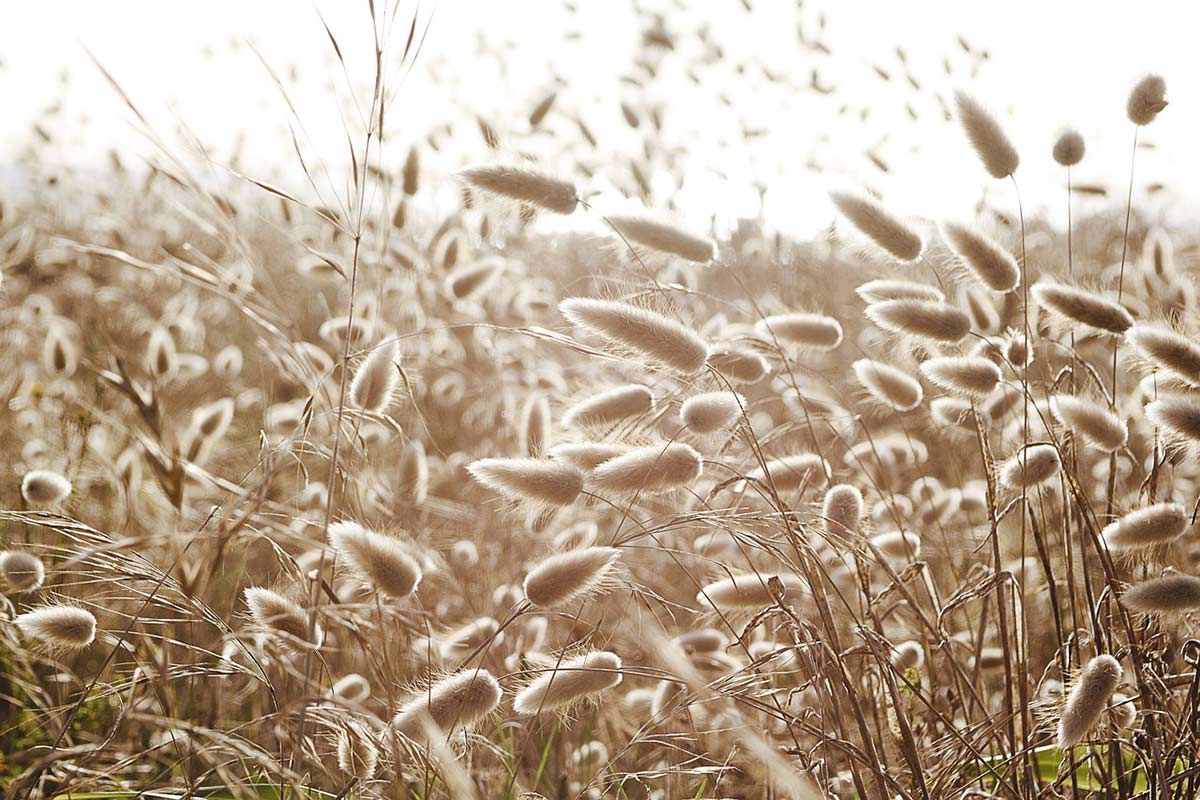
1053, 129, 1086, 167
999, 444, 1061, 489
523, 547, 621, 609
852, 358, 923, 411
865, 300, 971, 343
21, 470, 72, 505
468, 457, 584, 507
559, 297, 708, 376
513, 651, 623, 715
15, 605, 97, 649
954, 91, 1019, 179
1102, 503, 1188, 551
392, 669, 502, 743
328, 521, 423, 599
681, 391, 745, 434
1058, 655, 1123, 748
1127, 74, 1168, 126
0, 551, 45, 592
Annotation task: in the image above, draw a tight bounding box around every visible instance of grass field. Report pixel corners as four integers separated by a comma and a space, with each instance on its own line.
0, 3, 1195, 799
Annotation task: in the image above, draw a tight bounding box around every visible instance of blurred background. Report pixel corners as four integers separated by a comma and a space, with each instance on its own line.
0, 0, 1194, 239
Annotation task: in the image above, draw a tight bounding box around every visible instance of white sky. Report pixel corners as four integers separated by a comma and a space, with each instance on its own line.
0, 1, 1196, 238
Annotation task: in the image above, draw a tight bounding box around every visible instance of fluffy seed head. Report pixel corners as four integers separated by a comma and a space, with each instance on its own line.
745, 454, 831, 493
855, 279, 944, 304
458, 164, 578, 215
193, 398, 235, 440
467, 457, 584, 506
1126, 325, 1200, 386
21, 470, 71, 505
1102, 503, 1188, 551
1053, 129, 1086, 166
589, 443, 703, 494
14, 605, 97, 649
349, 340, 400, 413
607, 214, 715, 263
328, 521, 422, 599
513, 651, 623, 715
548, 442, 632, 472
444, 257, 506, 302
919, 356, 1002, 399
42, 325, 78, 378
681, 391, 745, 434
999, 444, 1061, 489
892, 641, 924, 671
755, 313, 843, 349
396, 441, 429, 504
562, 384, 654, 429
244, 587, 320, 647
336, 722, 378, 782
869, 530, 922, 561
954, 91, 1019, 179
519, 392, 552, 456
1, 551, 45, 591
674, 628, 729, 654
1122, 575, 1200, 613
852, 359, 923, 411
523, 547, 621, 609
829, 190, 923, 261
1127, 74, 1168, 126
1050, 395, 1128, 452
823, 484, 863, 539
1031, 281, 1134, 334
331, 673, 371, 704
706, 346, 770, 384
865, 300, 971, 343
1146, 396, 1200, 442
559, 297, 708, 375
1058, 655, 1123, 748
697, 573, 807, 609
939, 222, 1020, 293
392, 669, 502, 742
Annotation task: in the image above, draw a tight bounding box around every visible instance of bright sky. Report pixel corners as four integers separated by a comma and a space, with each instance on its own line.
0, 1, 1195, 239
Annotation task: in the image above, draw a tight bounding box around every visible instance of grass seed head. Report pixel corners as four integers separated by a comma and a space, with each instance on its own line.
1102, 503, 1188, 551
513, 650, 623, 715
467, 457, 584, 506
1050, 395, 1129, 452
1031, 280, 1134, 334
14, 605, 96, 649
919, 356, 1002, 399
328, 521, 423, 599
560, 297, 708, 375
523, 546, 621, 609
21, 469, 72, 505
1053, 129, 1086, 166
1121, 574, 1200, 613
1127, 74, 1168, 126
589, 443, 703, 494
1058, 655, 1123, 748
392, 669, 502, 742
939, 221, 1020, 293
681, 390, 745, 434
852, 358, 923, 411
829, 190, 924, 262
755, 312, 843, 349
0, 551, 45, 592
954, 91, 1019, 179
458, 164, 578, 215
562, 384, 654, 429
607, 213, 715, 263
1000, 444, 1061, 489
865, 299, 971, 343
